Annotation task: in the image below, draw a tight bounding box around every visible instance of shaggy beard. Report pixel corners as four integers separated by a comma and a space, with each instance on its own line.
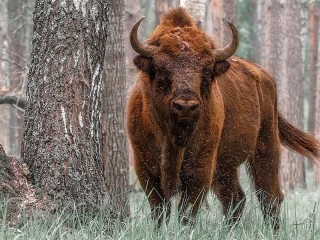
170, 120, 197, 147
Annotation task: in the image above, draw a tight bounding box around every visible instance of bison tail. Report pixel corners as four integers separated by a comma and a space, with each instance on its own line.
278, 113, 320, 161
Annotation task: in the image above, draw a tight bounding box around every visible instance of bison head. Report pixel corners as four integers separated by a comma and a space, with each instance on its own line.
130, 8, 239, 147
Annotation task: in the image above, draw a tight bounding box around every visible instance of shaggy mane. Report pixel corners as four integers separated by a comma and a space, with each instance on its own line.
147, 8, 216, 56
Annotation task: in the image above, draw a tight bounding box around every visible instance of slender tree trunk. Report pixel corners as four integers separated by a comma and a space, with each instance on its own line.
249, 0, 261, 63
314, 3, 320, 185
22, 0, 109, 210
308, 3, 319, 134
181, 0, 206, 28
0, 0, 11, 154
6, 0, 32, 156
102, 0, 130, 218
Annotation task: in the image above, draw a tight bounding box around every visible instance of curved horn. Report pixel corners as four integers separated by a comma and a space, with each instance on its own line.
130, 17, 158, 58
214, 21, 239, 62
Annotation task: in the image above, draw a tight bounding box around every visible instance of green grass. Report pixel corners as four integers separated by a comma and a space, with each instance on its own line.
1, 170, 320, 239
1, 187, 319, 240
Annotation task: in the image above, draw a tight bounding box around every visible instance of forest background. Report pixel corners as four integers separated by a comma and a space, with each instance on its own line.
0, 0, 320, 238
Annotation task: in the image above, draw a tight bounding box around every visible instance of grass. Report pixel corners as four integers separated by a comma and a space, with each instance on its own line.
1, 172, 320, 239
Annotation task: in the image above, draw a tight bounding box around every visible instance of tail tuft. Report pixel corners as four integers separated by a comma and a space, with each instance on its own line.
278, 113, 320, 161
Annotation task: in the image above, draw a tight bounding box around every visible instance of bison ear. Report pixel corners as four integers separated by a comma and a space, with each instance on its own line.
133, 55, 153, 73
213, 60, 231, 76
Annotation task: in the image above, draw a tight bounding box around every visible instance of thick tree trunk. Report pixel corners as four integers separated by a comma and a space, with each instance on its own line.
102, 0, 130, 218
21, 0, 109, 210
0, 144, 12, 196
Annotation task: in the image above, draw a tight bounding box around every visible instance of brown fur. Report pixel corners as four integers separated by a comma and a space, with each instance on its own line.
126, 8, 320, 229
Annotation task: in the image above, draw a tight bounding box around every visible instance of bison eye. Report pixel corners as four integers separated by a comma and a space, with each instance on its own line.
155, 70, 171, 93
201, 69, 214, 93
156, 76, 172, 92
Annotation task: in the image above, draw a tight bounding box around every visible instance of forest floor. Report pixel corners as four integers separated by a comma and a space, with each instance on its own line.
1, 169, 319, 240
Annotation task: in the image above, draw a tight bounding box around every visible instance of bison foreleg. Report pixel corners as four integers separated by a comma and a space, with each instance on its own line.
213, 165, 246, 226
178, 166, 213, 225
161, 139, 185, 198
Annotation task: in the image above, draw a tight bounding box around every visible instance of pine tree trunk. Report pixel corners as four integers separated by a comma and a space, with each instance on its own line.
21, 0, 109, 210
102, 0, 130, 218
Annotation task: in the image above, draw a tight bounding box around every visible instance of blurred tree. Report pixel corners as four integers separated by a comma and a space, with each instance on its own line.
280, 0, 306, 191
155, 0, 181, 25
262, 0, 306, 192
208, 0, 236, 47
236, 0, 262, 62
314, 2, 320, 185
181, 0, 206, 28
124, 0, 140, 90
0, 0, 10, 153
308, 2, 319, 134
102, 0, 130, 218
155, 0, 169, 25
22, 0, 109, 210
0, 0, 34, 156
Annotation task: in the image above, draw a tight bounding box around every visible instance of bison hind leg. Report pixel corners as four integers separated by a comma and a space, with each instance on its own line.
247, 128, 284, 230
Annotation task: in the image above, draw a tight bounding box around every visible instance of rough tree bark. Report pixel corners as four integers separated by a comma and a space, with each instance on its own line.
102, 0, 130, 218
21, 0, 109, 210
181, 0, 206, 28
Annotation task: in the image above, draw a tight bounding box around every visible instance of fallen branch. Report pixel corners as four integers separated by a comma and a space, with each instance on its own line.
0, 91, 26, 109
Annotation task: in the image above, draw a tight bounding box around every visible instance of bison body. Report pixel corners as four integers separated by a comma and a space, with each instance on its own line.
126, 8, 320, 229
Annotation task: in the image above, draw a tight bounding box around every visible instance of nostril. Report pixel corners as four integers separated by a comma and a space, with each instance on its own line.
173, 101, 183, 111
189, 103, 199, 111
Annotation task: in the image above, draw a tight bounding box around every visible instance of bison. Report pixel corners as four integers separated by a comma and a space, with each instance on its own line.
126, 8, 320, 229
